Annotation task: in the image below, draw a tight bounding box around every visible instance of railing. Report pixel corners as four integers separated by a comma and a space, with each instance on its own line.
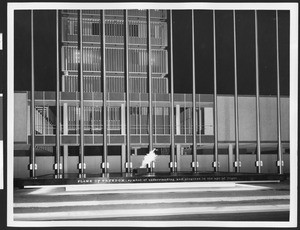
62, 75, 102, 92
66, 106, 121, 134
35, 107, 55, 135
62, 75, 168, 93
33, 108, 213, 136
178, 124, 214, 135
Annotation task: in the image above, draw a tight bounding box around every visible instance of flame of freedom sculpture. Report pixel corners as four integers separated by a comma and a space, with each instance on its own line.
140, 148, 157, 168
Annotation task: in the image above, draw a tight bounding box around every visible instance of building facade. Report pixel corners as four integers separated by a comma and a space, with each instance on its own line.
14, 10, 290, 178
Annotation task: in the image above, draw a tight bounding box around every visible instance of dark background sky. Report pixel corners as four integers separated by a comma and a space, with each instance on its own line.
14, 10, 290, 95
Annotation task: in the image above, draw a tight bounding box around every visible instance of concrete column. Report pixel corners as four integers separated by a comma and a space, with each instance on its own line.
176, 105, 180, 135
63, 145, 68, 174
62, 75, 65, 92
199, 107, 202, 134
134, 148, 138, 156
176, 144, 181, 172
63, 103, 68, 135
228, 144, 234, 172
121, 144, 126, 173
121, 104, 126, 135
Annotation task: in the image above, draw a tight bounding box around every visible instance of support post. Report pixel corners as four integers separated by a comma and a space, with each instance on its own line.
101, 10, 108, 174
254, 10, 262, 173
30, 10, 37, 178
78, 10, 85, 175
191, 10, 198, 172
124, 10, 132, 173
169, 10, 176, 173
147, 10, 153, 152
233, 10, 240, 172
55, 10, 61, 176
275, 10, 283, 174
212, 10, 219, 172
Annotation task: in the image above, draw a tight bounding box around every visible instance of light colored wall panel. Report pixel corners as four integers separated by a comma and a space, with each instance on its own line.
84, 155, 102, 174
204, 107, 213, 135
14, 93, 28, 142
36, 156, 55, 176
155, 155, 170, 172
239, 154, 256, 173
261, 154, 278, 173
283, 153, 290, 174
218, 154, 229, 172
238, 97, 256, 141
260, 97, 278, 141
14, 157, 29, 178
198, 155, 214, 172
131, 155, 144, 169
217, 96, 289, 142
281, 98, 289, 141
107, 156, 122, 173
217, 96, 235, 141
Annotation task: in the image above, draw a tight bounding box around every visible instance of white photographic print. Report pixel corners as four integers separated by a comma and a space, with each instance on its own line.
7, 2, 298, 228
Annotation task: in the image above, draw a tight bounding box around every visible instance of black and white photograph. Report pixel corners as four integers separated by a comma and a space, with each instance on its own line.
4, 1, 298, 228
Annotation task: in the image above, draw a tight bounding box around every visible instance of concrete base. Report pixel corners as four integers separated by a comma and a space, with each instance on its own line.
14, 171, 288, 188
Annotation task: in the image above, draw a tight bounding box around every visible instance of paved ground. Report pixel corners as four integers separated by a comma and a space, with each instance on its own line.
13, 180, 290, 222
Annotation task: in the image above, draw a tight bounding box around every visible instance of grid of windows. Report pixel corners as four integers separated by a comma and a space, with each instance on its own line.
60, 10, 170, 138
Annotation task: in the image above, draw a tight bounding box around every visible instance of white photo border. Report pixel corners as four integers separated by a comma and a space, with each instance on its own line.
7, 2, 298, 228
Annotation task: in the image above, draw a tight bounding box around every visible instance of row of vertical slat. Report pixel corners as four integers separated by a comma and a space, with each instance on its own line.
63, 75, 168, 93
62, 46, 101, 72
62, 17, 168, 46
67, 106, 121, 133
61, 10, 167, 19
106, 76, 125, 93
68, 106, 79, 133
62, 46, 168, 74
108, 107, 121, 130
106, 47, 124, 73
105, 20, 125, 44
153, 107, 170, 134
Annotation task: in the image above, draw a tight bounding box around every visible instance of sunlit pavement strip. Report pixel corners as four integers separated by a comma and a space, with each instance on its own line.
28, 183, 271, 196
36, 182, 237, 191
14, 204, 290, 221
14, 195, 290, 208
